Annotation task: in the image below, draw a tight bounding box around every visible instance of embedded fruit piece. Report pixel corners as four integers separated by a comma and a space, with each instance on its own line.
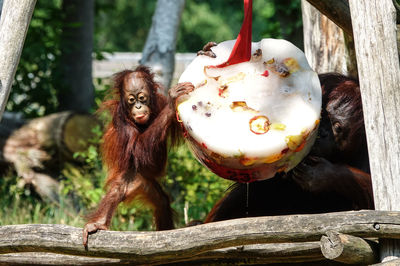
283, 57, 300, 74
239, 156, 257, 166
230, 101, 258, 113
285, 133, 307, 151
218, 72, 246, 85
271, 123, 286, 131
249, 115, 270, 135
263, 153, 284, 164
264, 58, 290, 77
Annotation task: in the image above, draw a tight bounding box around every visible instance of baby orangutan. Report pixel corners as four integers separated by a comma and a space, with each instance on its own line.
82, 66, 193, 246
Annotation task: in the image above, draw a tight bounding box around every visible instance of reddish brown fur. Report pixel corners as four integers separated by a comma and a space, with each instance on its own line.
101, 67, 172, 182
83, 66, 191, 246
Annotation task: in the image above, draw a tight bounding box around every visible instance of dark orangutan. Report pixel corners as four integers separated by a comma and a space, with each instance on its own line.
205, 73, 373, 223
82, 66, 193, 246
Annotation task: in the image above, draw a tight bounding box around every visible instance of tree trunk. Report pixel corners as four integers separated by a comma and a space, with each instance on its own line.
301, 0, 357, 77
349, 0, 400, 262
141, 0, 185, 93
57, 0, 94, 112
0, 0, 36, 121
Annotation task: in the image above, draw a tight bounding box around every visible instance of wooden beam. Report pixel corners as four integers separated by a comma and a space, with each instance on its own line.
0, 0, 36, 121
0, 211, 399, 264
305, 0, 352, 35
0, 243, 326, 265
301, 0, 357, 77
320, 231, 378, 264
348, 0, 400, 262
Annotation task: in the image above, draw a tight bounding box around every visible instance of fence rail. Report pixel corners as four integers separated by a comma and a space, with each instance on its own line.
1, 210, 400, 265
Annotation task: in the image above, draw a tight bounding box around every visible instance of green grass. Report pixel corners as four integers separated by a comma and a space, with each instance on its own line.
0, 145, 232, 230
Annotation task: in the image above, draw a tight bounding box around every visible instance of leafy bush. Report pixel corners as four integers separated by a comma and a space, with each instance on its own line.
0, 170, 82, 226
165, 145, 232, 226
59, 119, 231, 230
8, 0, 62, 117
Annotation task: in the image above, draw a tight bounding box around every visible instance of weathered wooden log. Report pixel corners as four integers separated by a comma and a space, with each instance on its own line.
0, 243, 327, 265
3, 111, 99, 162
0, 211, 399, 265
301, 0, 357, 77
320, 231, 378, 264
1, 111, 99, 202
305, 0, 352, 35
349, 0, 400, 262
157, 242, 326, 265
0, 252, 121, 265
0, 0, 37, 120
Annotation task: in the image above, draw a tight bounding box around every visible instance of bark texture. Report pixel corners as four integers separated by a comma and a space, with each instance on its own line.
320, 231, 378, 264
302, 0, 357, 77
0, 0, 36, 121
1, 111, 99, 202
349, 0, 400, 262
305, 0, 352, 35
0, 211, 399, 265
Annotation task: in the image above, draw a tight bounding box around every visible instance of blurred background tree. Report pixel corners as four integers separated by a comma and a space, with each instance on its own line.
1, 0, 302, 230
56, 0, 94, 112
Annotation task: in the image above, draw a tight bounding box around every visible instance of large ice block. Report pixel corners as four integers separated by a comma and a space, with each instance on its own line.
176, 39, 321, 182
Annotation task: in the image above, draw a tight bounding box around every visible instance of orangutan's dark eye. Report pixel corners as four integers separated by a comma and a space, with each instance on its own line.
333, 122, 342, 133
128, 96, 135, 105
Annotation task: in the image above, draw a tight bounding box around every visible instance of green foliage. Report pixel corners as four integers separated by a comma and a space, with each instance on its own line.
177, 0, 284, 52
0, 171, 82, 226
62, 127, 232, 229
94, 0, 157, 52
93, 0, 302, 53
62, 124, 105, 209
165, 145, 232, 226
8, 0, 63, 117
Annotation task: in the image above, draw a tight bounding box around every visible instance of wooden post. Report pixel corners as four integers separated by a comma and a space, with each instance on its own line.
348, 0, 400, 262
0, 0, 36, 121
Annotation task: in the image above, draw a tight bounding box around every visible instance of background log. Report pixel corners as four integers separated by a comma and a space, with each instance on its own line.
0, 211, 399, 265
348, 0, 400, 262
1, 111, 99, 203
320, 231, 378, 264
0, 0, 37, 121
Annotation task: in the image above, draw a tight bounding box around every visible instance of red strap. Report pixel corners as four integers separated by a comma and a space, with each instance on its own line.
213, 0, 253, 68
